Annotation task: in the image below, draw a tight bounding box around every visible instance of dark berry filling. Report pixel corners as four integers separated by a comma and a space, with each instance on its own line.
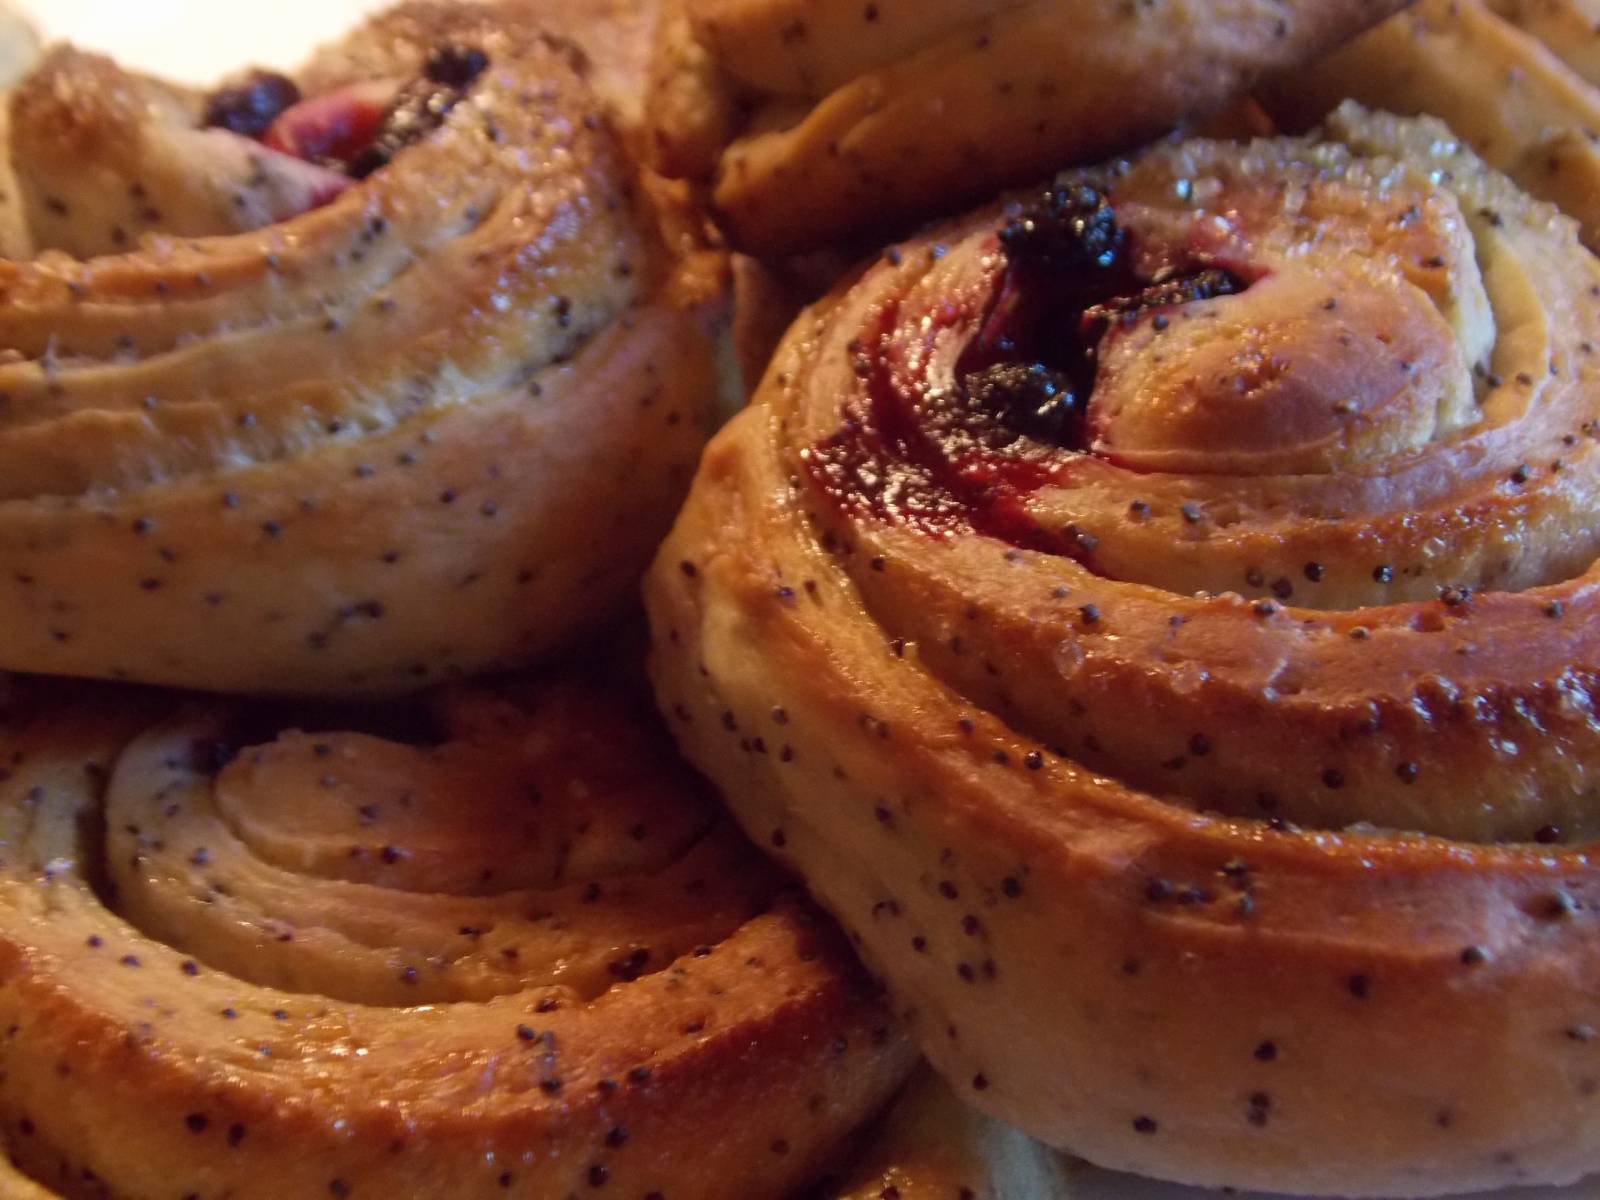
998, 182, 1124, 273
204, 42, 491, 180
963, 361, 1082, 445
963, 180, 1244, 449
423, 43, 490, 88
804, 177, 1252, 556
203, 71, 302, 139
1086, 266, 1243, 326
262, 86, 391, 167
349, 42, 491, 178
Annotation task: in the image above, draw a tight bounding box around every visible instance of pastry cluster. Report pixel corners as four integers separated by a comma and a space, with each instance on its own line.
1, 0, 1595, 1197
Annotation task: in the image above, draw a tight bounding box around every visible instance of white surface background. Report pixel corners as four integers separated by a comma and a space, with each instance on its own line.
18, 0, 388, 81
9, 3, 1600, 1199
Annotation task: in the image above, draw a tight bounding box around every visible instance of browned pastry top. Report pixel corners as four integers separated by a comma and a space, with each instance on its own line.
778, 108, 1600, 844
645, 107, 1600, 1195
1263, 0, 1600, 253
645, 0, 1410, 254
0, 670, 913, 1198
0, 2, 724, 696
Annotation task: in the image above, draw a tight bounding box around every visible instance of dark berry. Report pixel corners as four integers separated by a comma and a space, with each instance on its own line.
424, 44, 489, 87
349, 47, 488, 178
964, 361, 1083, 444
204, 71, 302, 138
1084, 267, 1243, 330
1000, 182, 1123, 273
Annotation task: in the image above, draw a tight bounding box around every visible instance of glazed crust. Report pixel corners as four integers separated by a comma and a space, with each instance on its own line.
0, 671, 914, 1199
0, 2, 724, 697
645, 0, 1409, 254
299, 0, 662, 144
8, 46, 349, 257
645, 108, 1600, 1195
1262, 0, 1600, 252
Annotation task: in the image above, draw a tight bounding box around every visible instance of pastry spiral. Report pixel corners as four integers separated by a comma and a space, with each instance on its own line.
647, 104, 1600, 1195
1264, 0, 1600, 254
643, 0, 1409, 255
0, 667, 912, 1198
0, 1, 723, 696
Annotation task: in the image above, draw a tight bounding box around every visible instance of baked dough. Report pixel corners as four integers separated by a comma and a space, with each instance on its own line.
0, 668, 913, 1198
647, 105, 1600, 1194
645, 0, 1410, 254
0, 1, 724, 696
1262, 0, 1600, 252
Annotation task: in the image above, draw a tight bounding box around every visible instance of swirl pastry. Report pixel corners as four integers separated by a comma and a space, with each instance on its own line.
0, 1, 723, 696
647, 103, 1600, 1195
0, 668, 912, 1198
643, 0, 1409, 255
1263, 0, 1600, 253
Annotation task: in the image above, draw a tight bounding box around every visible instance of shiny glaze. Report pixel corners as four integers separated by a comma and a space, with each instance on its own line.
785, 107, 1600, 843
0, 671, 913, 1198
805, 190, 1250, 563
645, 108, 1600, 1197
0, 1, 726, 696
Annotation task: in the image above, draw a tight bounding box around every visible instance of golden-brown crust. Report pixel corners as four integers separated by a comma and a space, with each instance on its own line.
7, 47, 322, 254
645, 108, 1600, 1195
510, 0, 662, 138
1261, 0, 1600, 253
0, 2, 724, 697
0, 671, 914, 1199
645, 0, 1410, 254
300, 0, 662, 141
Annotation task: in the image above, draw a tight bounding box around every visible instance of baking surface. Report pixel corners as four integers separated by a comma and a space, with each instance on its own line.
17, 0, 389, 81
7, 2, 1600, 1198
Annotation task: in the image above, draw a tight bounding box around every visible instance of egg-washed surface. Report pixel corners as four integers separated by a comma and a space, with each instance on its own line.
645, 0, 1409, 254
647, 106, 1600, 1195
0, 0, 723, 696
0, 669, 912, 1198
1263, 0, 1600, 255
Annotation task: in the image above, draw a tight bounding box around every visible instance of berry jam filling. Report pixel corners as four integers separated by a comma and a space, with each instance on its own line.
998, 180, 1125, 273
421, 43, 490, 88
960, 182, 1244, 451
804, 179, 1250, 557
963, 362, 1080, 445
349, 43, 491, 178
203, 71, 302, 138
202, 42, 491, 179
261, 82, 393, 166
